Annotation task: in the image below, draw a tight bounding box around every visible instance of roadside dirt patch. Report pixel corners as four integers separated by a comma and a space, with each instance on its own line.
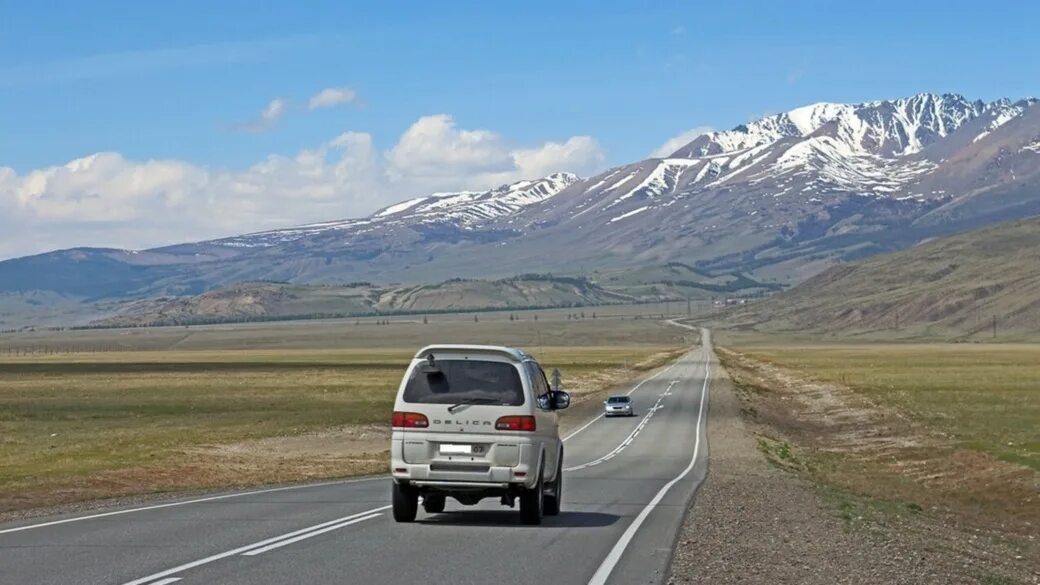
0, 426, 391, 520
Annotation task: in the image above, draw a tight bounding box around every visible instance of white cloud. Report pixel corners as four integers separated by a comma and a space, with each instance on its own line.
308, 87, 359, 110
386, 115, 604, 190
387, 114, 512, 179
649, 126, 713, 158
0, 115, 607, 259
237, 98, 288, 132
510, 136, 605, 180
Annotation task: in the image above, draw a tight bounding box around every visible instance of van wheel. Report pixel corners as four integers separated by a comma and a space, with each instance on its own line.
422, 494, 445, 514
392, 482, 418, 522
519, 464, 544, 525
544, 457, 562, 516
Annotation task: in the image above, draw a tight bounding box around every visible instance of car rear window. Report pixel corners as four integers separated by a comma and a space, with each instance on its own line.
403, 359, 525, 406
607, 396, 630, 403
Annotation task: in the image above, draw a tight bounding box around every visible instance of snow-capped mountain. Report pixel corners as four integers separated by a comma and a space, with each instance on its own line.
4, 93, 1040, 301
212, 172, 579, 249
505, 93, 1040, 279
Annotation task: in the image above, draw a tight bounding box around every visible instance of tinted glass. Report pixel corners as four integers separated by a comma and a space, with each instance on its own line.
527, 363, 550, 397
607, 396, 630, 404
403, 360, 524, 405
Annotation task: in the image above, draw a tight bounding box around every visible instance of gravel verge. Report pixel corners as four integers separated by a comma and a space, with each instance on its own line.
668, 358, 1035, 585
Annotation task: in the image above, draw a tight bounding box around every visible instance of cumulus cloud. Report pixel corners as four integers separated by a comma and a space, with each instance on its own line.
386, 114, 512, 180
386, 115, 604, 190
649, 126, 713, 158
236, 98, 288, 132
0, 115, 607, 259
308, 87, 359, 110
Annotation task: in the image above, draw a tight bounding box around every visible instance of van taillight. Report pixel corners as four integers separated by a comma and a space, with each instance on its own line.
495, 415, 536, 432
392, 411, 429, 428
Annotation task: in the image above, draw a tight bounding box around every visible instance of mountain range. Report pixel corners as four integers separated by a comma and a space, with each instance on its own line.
2, 92, 1040, 325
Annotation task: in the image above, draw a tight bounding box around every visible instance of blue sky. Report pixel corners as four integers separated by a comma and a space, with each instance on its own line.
1, 0, 1038, 257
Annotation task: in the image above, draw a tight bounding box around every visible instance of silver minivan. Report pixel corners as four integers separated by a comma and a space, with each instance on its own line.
390, 345, 570, 525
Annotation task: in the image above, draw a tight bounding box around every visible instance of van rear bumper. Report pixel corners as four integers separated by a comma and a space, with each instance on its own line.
391, 462, 537, 490
391, 436, 540, 489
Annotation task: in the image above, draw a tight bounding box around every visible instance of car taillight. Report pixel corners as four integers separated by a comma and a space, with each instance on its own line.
495, 415, 536, 431
392, 411, 429, 428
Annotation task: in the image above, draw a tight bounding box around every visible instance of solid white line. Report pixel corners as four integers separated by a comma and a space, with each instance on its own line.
587, 339, 711, 585
148, 579, 182, 585
562, 358, 684, 443
120, 505, 391, 585
241, 513, 382, 556
0, 476, 382, 536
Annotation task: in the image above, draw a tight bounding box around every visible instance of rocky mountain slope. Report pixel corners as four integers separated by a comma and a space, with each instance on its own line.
721, 215, 1040, 338
3, 93, 1040, 308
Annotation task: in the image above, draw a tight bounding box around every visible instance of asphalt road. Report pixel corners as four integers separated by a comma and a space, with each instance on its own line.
0, 330, 715, 585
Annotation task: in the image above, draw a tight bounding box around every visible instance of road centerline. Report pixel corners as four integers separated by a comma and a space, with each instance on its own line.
587, 335, 712, 585
242, 513, 383, 556
120, 505, 391, 585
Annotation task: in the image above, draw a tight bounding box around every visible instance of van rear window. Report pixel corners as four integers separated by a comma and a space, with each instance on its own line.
403, 360, 524, 406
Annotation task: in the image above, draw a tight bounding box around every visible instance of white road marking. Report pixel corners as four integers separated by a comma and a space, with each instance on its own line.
0, 476, 382, 536
147, 579, 182, 585
588, 338, 712, 585
564, 380, 677, 472
562, 358, 683, 443
120, 506, 390, 585
241, 513, 382, 556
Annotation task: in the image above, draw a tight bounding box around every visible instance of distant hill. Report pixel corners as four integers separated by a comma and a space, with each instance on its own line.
723, 215, 1040, 338
93, 271, 777, 328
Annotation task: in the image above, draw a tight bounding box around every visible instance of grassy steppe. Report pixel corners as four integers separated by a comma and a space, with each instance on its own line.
736, 344, 1040, 470
720, 339, 1040, 559
0, 342, 682, 513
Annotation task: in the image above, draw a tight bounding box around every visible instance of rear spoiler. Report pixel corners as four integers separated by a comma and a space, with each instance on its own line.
414, 344, 529, 363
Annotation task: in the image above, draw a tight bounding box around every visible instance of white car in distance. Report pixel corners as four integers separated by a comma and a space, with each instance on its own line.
604, 395, 634, 417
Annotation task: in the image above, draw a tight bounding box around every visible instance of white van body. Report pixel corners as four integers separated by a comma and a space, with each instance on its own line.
390, 344, 569, 524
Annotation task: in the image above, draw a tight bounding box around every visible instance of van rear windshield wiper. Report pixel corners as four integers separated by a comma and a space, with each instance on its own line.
447, 397, 501, 413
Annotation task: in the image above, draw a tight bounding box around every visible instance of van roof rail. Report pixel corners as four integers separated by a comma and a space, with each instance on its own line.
414, 344, 530, 362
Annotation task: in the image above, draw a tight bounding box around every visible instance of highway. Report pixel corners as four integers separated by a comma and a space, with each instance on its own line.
0, 330, 715, 585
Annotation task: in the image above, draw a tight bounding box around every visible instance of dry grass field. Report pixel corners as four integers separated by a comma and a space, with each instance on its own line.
0, 310, 688, 514
717, 341, 1040, 568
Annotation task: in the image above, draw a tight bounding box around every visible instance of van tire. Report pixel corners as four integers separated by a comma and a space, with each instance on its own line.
422, 494, 446, 514
519, 464, 544, 525
392, 482, 418, 522
544, 456, 562, 516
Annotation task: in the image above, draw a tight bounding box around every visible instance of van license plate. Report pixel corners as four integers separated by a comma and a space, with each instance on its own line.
440, 444, 472, 454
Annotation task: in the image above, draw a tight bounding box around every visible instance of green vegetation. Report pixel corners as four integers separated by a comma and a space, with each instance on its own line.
740, 344, 1040, 470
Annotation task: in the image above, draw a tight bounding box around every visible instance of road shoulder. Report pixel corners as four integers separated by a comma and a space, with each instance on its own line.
669, 355, 995, 584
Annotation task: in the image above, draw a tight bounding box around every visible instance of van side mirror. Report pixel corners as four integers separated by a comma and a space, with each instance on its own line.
551, 391, 571, 410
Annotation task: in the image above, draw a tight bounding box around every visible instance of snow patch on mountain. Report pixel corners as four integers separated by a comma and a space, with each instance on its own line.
213, 172, 580, 248
673, 93, 1007, 159
609, 205, 650, 222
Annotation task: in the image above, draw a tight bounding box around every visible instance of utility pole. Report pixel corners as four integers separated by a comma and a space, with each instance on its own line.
687, 296, 691, 316
993, 315, 997, 339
